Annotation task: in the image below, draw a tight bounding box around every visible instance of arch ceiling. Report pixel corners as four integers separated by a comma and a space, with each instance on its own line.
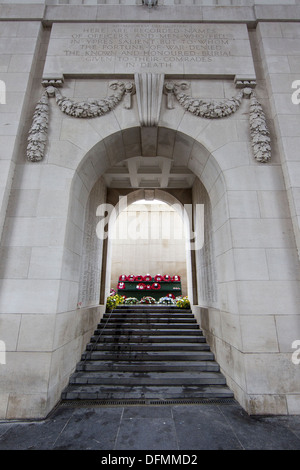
76, 126, 222, 198
103, 155, 195, 189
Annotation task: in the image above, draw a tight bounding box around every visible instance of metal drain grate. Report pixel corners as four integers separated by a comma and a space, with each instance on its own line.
60, 398, 236, 408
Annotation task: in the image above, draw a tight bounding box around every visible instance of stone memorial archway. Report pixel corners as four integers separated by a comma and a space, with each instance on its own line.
0, 7, 299, 418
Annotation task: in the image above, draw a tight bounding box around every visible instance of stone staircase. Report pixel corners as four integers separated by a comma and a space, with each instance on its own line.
61, 305, 234, 405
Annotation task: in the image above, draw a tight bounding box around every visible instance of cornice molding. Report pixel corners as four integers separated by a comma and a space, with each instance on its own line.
1, 4, 300, 25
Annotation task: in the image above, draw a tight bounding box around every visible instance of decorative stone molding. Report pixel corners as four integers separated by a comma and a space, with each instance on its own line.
53, 81, 127, 118
135, 73, 164, 127
249, 93, 271, 163
234, 75, 256, 89
164, 80, 271, 163
166, 81, 244, 119
164, 81, 178, 110
27, 91, 49, 163
27, 81, 134, 162
142, 0, 158, 7
123, 82, 136, 110
27, 77, 270, 164
144, 189, 155, 201
42, 78, 64, 88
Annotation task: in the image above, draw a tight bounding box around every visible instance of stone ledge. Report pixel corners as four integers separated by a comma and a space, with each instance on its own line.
0, 4, 300, 24
0, 4, 45, 20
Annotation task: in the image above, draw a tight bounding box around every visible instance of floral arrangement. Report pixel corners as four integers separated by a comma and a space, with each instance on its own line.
158, 296, 175, 305
166, 293, 175, 299
107, 288, 190, 309
151, 282, 161, 290
116, 274, 181, 287
124, 297, 139, 305
176, 296, 190, 309
140, 296, 156, 304
106, 293, 125, 311
136, 283, 146, 290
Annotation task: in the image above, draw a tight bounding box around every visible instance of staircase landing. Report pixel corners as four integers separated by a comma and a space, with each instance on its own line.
61, 305, 234, 405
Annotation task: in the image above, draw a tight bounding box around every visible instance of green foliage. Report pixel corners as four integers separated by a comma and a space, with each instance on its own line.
106, 294, 125, 311
176, 296, 190, 309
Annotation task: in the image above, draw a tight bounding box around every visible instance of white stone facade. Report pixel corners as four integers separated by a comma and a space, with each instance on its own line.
0, 0, 300, 419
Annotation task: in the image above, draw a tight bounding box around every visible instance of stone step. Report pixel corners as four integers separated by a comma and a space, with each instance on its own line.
81, 350, 213, 361
61, 305, 234, 404
93, 328, 203, 336
86, 341, 208, 351
103, 313, 195, 319
90, 335, 205, 344
112, 307, 192, 313
69, 371, 227, 386
62, 384, 234, 401
96, 323, 200, 330
76, 360, 220, 372
100, 318, 197, 324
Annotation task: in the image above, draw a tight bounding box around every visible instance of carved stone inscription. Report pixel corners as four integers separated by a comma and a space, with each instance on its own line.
66, 25, 232, 66
44, 23, 255, 76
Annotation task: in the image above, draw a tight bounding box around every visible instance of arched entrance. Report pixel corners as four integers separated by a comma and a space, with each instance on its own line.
70, 127, 222, 312
106, 190, 194, 304
59, 125, 231, 403
55, 124, 238, 407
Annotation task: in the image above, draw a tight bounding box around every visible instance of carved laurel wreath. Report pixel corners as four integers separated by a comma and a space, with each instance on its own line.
27, 79, 271, 163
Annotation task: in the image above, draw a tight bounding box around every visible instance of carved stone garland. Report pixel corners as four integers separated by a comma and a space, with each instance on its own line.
164, 81, 271, 163
27, 91, 49, 163
27, 81, 135, 162
165, 81, 244, 118
53, 81, 132, 118
249, 93, 271, 164
27, 78, 271, 164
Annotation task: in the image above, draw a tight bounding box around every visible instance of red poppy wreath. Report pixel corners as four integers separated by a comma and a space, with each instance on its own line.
151, 282, 161, 290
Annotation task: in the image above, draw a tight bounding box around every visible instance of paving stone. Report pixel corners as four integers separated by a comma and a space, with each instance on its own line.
1, 403, 300, 450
